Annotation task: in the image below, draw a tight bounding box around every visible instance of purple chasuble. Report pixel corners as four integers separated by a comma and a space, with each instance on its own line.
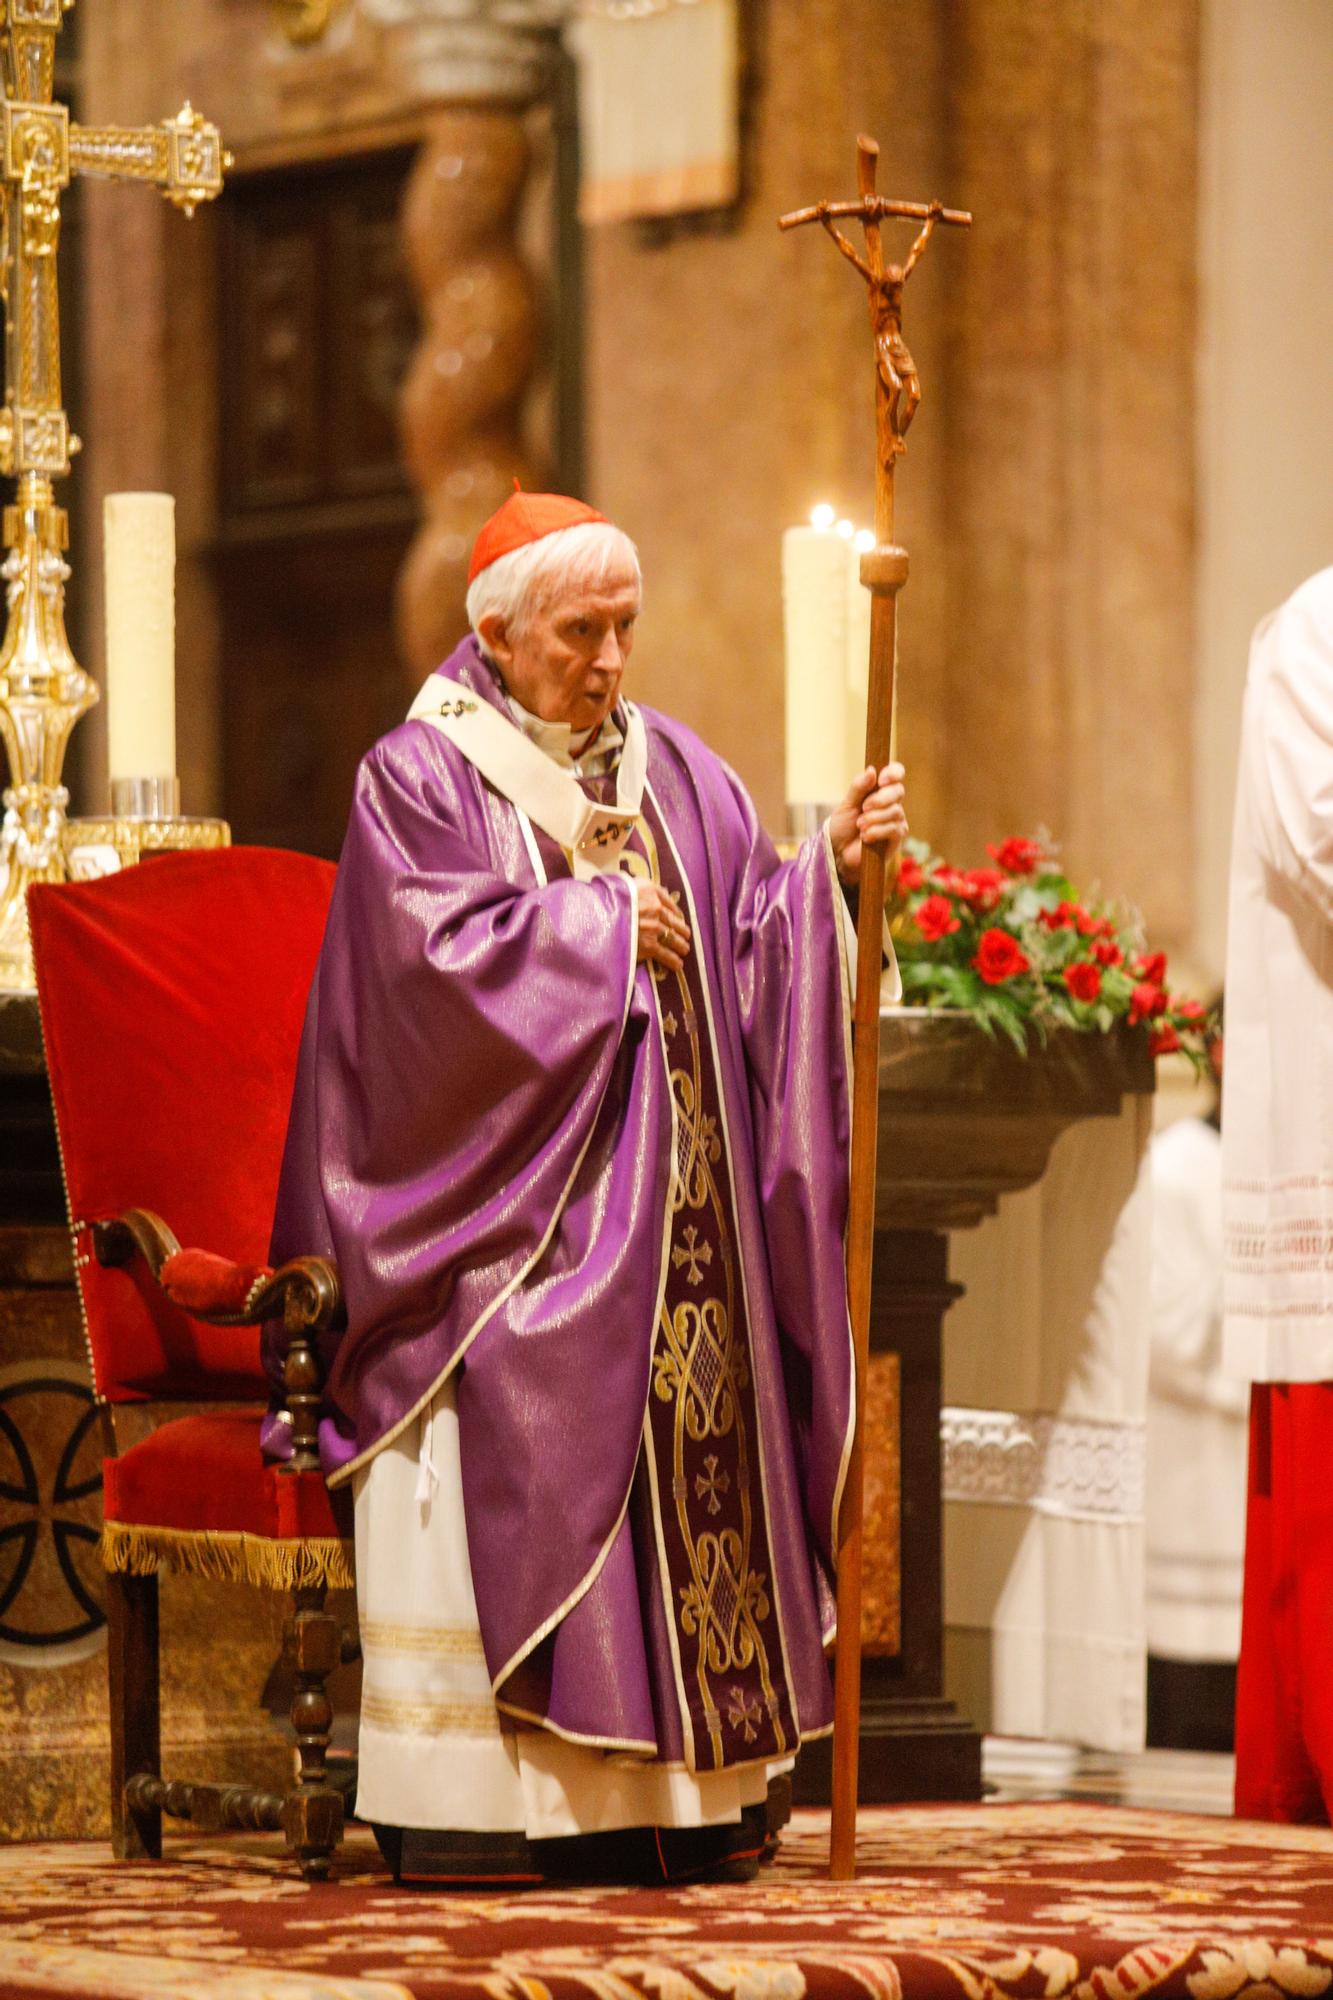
266, 636, 856, 1770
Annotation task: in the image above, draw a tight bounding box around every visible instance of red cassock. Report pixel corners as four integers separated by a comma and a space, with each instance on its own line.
1236, 1384, 1333, 1822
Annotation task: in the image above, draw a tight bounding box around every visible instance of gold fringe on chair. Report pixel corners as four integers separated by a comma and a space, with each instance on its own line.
101, 1520, 355, 1592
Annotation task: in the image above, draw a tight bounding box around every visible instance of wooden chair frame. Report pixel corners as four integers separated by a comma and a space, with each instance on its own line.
94, 1208, 353, 1882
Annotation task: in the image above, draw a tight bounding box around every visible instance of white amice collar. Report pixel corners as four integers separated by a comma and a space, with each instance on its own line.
408, 673, 647, 881
505, 694, 625, 777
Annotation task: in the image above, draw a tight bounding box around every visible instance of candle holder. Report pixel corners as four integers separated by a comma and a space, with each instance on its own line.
110, 777, 181, 820
787, 802, 833, 843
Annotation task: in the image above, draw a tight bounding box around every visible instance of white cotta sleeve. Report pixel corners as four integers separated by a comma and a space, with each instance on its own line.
821, 824, 902, 1002
836, 895, 901, 1003
1256, 574, 1333, 924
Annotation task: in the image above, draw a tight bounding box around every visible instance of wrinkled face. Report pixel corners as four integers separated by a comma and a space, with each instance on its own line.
480, 567, 641, 738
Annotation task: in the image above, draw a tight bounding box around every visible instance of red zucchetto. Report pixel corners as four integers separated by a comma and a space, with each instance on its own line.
467, 488, 608, 583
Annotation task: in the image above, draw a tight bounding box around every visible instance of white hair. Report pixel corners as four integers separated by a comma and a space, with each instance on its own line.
466, 520, 642, 641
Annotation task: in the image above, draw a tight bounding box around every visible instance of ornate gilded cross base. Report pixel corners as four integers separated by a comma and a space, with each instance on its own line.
62, 814, 230, 878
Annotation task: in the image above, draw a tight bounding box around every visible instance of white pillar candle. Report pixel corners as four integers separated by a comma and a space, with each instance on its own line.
104, 492, 176, 784
846, 526, 874, 776
783, 515, 851, 809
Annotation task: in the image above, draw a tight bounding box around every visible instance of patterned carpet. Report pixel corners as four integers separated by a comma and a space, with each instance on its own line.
3, 1804, 1333, 2000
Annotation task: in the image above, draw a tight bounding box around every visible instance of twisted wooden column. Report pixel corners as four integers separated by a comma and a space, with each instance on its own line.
396, 108, 547, 681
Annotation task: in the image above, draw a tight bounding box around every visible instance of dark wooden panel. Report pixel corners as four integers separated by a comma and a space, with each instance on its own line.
327, 193, 418, 501
225, 213, 324, 512
217, 527, 411, 859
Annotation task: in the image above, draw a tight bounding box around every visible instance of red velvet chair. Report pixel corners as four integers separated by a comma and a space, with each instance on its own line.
28, 847, 351, 1881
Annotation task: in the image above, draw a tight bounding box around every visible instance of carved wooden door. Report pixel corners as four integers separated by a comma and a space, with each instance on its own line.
215, 150, 418, 858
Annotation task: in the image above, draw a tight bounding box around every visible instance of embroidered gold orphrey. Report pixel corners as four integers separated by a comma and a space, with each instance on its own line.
630, 796, 795, 1772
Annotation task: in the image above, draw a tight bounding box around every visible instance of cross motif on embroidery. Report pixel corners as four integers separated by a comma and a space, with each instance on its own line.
725, 1685, 763, 1743
437, 698, 477, 719
662, 1012, 679, 1037
586, 820, 623, 851
695, 1452, 730, 1517
672, 1225, 713, 1286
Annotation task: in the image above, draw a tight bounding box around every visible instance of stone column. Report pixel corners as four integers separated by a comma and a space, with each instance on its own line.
359, 0, 568, 682
395, 109, 547, 677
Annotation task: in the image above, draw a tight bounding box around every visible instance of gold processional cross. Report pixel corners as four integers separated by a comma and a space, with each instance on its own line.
779, 135, 970, 1883
0, 0, 228, 991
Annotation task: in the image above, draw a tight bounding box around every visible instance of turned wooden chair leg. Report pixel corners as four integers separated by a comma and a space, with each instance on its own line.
281, 1582, 344, 1881
106, 1568, 162, 1860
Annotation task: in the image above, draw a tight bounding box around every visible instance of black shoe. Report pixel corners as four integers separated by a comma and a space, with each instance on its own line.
652, 1810, 766, 1884
529, 1810, 767, 1886
374, 1803, 769, 1890
762, 1776, 792, 1861
372, 1822, 544, 1888
533, 1807, 767, 1886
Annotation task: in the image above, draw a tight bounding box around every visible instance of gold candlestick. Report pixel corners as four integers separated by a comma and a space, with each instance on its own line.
0, 2, 229, 993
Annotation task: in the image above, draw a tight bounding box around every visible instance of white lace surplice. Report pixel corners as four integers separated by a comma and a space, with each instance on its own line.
1222, 568, 1333, 1382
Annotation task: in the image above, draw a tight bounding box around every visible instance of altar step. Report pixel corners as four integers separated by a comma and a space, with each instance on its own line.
982, 1734, 1235, 1816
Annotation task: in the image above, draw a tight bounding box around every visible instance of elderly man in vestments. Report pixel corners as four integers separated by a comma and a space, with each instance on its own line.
266, 491, 907, 1883
1223, 565, 1333, 1823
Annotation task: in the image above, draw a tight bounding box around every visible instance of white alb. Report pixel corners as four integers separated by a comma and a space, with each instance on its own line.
1222, 566, 1333, 1382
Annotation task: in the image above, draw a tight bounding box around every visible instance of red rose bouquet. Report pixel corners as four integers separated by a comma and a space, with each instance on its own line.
891, 833, 1215, 1070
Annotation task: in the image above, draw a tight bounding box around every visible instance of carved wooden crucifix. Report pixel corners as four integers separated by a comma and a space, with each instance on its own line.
779, 135, 970, 1882
780, 134, 970, 527
0, 0, 228, 991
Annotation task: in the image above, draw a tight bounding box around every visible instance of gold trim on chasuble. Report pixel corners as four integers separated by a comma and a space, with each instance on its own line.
630, 801, 795, 1773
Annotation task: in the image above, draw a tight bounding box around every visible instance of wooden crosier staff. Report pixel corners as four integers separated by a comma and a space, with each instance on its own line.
779, 135, 970, 1882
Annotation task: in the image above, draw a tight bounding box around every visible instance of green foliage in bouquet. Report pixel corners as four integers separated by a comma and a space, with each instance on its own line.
891, 834, 1215, 1070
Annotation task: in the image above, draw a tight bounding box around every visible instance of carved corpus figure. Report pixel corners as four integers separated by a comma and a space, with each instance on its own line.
778, 138, 970, 481
820, 201, 941, 449
263, 491, 908, 1888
